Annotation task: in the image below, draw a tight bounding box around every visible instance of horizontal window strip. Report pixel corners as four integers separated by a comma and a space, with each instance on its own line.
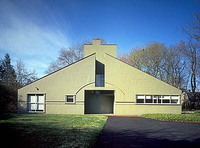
46, 100, 65, 102
115, 101, 135, 103
136, 95, 180, 104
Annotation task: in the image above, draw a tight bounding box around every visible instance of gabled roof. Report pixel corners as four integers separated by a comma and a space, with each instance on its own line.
105, 53, 181, 91
19, 53, 96, 89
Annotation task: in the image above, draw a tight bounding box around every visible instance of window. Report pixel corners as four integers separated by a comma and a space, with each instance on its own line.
95, 61, 105, 87
96, 74, 104, 87
145, 95, 153, 103
136, 95, 145, 103
162, 95, 170, 103
28, 94, 45, 112
171, 96, 179, 104
136, 95, 180, 104
66, 95, 75, 103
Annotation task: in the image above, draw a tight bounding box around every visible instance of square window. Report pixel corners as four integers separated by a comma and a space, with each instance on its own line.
136, 95, 145, 103
145, 95, 153, 103
66, 95, 75, 103
162, 95, 170, 103
27, 94, 45, 112
171, 96, 179, 104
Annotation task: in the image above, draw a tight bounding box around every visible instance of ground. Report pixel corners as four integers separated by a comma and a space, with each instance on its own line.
1, 112, 200, 148
0, 114, 107, 148
141, 110, 200, 122
93, 116, 200, 148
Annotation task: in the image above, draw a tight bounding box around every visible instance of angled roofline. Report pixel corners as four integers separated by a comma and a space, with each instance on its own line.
105, 53, 182, 91
19, 53, 96, 90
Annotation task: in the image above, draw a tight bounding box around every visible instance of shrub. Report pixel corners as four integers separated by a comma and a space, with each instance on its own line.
0, 81, 17, 113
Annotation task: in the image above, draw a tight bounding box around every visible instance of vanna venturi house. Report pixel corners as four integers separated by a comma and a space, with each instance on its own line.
18, 40, 182, 115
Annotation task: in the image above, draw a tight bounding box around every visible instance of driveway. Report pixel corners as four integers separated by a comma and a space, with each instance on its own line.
93, 117, 200, 148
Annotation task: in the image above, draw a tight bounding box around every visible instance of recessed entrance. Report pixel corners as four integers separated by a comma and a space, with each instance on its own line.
84, 90, 114, 114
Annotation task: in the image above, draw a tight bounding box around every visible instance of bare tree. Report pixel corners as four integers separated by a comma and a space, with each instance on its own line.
46, 38, 106, 74
161, 44, 187, 88
15, 60, 38, 87
45, 44, 84, 74
178, 40, 199, 92
120, 42, 166, 78
182, 12, 200, 92
183, 13, 200, 41
119, 42, 187, 88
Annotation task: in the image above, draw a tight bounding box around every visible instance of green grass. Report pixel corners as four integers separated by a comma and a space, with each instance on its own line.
141, 111, 200, 123
182, 110, 200, 114
0, 114, 107, 148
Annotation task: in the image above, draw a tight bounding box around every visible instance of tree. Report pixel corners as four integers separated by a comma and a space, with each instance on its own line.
120, 42, 166, 78
0, 81, 17, 113
0, 54, 17, 113
0, 54, 38, 112
119, 42, 187, 88
182, 13, 200, 92
46, 38, 106, 74
0, 54, 17, 86
15, 60, 38, 87
45, 45, 84, 74
183, 13, 200, 41
178, 40, 199, 92
161, 43, 187, 88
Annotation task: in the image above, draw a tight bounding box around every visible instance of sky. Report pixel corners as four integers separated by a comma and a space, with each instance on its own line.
0, 0, 199, 77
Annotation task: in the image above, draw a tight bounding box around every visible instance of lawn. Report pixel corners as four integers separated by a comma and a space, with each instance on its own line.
141, 110, 200, 123
0, 114, 107, 148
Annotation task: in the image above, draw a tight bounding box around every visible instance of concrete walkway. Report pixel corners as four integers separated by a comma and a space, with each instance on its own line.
93, 116, 200, 148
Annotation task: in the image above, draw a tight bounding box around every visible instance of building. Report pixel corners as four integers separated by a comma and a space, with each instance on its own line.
18, 40, 182, 115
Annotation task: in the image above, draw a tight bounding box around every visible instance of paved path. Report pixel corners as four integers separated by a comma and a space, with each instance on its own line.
93, 117, 200, 148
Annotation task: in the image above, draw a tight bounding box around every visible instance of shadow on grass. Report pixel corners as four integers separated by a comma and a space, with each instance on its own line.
0, 121, 100, 148
0, 113, 17, 120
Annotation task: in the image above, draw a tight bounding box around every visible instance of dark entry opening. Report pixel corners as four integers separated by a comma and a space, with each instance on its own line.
85, 90, 114, 114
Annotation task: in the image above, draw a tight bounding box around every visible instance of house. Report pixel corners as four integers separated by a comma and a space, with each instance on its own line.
18, 39, 182, 115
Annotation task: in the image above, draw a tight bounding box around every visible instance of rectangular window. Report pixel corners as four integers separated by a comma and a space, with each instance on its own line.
136, 95, 145, 103
66, 95, 75, 103
162, 95, 170, 103
28, 94, 45, 112
171, 95, 179, 104
96, 74, 104, 87
145, 95, 153, 103
95, 61, 105, 87
136, 95, 180, 104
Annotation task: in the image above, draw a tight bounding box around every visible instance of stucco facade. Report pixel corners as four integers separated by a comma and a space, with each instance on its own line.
18, 40, 182, 115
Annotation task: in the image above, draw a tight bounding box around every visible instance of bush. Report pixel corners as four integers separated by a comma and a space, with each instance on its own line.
182, 92, 200, 110
0, 81, 17, 113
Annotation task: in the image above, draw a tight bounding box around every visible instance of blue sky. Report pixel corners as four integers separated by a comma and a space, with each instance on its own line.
0, 0, 199, 77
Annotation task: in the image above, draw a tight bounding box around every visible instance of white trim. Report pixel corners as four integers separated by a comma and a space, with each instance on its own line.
65, 95, 76, 104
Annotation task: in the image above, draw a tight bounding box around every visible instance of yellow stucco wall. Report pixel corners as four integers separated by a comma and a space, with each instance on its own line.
115, 104, 181, 115
18, 54, 96, 114
84, 40, 116, 63
18, 39, 182, 115
105, 53, 182, 114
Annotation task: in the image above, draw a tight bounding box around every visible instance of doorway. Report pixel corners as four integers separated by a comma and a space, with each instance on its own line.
85, 90, 114, 114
